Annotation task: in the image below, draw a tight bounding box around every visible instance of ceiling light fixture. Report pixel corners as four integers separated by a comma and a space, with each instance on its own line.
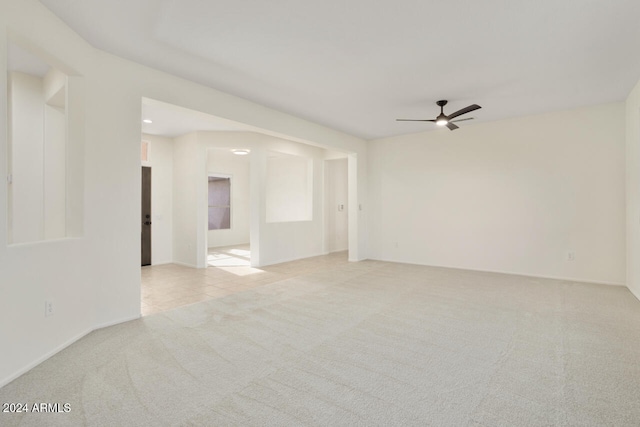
142, 119, 153, 124
435, 114, 448, 126
231, 149, 250, 155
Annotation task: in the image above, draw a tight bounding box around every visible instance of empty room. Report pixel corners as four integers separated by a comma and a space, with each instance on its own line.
1, 0, 640, 426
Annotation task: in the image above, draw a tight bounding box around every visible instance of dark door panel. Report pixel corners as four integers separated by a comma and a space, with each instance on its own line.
141, 166, 152, 266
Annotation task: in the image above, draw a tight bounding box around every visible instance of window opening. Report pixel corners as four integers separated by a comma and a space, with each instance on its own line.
208, 176, 231, 230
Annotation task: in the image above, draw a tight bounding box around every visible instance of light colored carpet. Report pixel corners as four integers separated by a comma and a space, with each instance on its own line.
2, 259, 640, 426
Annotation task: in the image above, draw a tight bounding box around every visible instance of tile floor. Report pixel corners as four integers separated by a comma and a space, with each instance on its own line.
141, 246, 348, 316
206, 244, 251, 267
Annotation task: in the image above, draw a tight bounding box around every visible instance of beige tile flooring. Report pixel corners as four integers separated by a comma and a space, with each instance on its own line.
141, 246, 348, 316
206, 244, 251, 267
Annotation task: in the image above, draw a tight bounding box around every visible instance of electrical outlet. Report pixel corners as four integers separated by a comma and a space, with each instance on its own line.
567, 251, 575, 261
45, 300, 54, 317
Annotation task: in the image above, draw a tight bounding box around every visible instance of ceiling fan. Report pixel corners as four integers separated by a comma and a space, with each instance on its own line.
396, 100, 481, 131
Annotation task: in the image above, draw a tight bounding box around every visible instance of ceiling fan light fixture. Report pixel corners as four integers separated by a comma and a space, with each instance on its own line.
396, 100, 481, 131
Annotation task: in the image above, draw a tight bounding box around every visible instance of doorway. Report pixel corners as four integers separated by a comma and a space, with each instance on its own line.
325, 158, 349, 253
141, 166, 152, 266
206, 148, 251, 266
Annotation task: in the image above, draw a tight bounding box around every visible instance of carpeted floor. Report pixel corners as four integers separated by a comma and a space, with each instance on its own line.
2, 257, 640, 426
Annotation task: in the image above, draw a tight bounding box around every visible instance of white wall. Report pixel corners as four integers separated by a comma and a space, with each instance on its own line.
251, 134, 326, 266
626, 77, 640, 299
172, 133, 203, 267
258, 140, 325, 266
8, 72, 44, 243
42, 66, 67, 240
266, 152, 312, 223
43, 104, 66, 240
0, 0, 367, 387
325, 158, 349, 253
1, 2, 94, 389
141, 134, 174, 265
9, 68, 68, 244
369, 102, 626, 285
206, 148, 250, 248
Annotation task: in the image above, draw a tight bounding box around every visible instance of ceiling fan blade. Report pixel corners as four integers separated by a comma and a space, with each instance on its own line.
396, 119, 436, 122
447, 104, 481, 120
446, 122, 459, 131
450, 117, 474, 123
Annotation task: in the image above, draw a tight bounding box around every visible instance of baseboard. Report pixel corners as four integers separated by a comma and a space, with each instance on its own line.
94, 314, 141, 330
0, 327, 93, 388
258, 251, 327, 267
172, 261, 198, 268
329, 248, 348, 254
0, 313, 142, 389
477, 268, 624, 286
370, 256, 625, 287
208, 243, 249, 249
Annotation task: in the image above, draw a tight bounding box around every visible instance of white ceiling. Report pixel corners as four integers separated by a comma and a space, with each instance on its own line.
142, 98, 251, 137
39, 0, 640, 140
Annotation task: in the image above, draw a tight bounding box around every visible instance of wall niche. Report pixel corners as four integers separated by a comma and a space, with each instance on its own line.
7, 41, 83, 244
